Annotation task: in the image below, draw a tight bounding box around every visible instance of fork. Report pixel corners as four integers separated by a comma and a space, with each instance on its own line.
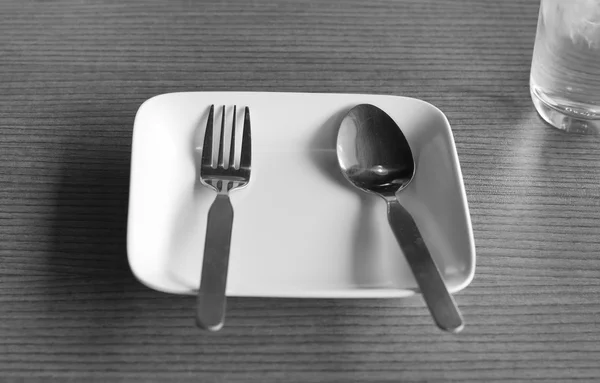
196, 104, 251, 331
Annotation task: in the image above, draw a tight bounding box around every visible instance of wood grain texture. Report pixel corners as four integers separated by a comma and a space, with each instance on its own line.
1, 0, 600, 381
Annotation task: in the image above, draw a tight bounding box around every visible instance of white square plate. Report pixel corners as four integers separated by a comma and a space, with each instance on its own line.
127, 92, 475, 298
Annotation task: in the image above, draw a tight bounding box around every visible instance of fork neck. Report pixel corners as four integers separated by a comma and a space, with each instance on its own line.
205, 179, 235, 195
216, 181, 231, 195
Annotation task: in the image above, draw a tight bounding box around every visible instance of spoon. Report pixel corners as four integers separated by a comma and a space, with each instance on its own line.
336, 103, 464, 333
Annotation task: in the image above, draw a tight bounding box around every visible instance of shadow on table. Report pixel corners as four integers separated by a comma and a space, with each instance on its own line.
50, 148, 134, 281
45, 102, 195, 330
47, 102, 133, 283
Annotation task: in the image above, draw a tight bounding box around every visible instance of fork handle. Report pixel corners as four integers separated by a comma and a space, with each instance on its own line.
196, 194, 233, 331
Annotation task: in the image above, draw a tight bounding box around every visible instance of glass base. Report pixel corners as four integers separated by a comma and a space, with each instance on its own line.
530, 86, 600, 134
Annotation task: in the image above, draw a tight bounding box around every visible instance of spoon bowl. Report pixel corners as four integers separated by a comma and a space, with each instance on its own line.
337, 104, 415, 198
336, 103, 464, 333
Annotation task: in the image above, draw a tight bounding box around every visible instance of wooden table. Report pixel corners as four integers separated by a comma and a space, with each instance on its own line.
2, 0, 599, 381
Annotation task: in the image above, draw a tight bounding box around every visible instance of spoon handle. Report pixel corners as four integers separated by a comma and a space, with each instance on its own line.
387, 199, 464, 333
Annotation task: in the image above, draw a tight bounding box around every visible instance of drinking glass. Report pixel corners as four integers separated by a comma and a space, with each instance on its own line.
530, 0, 600, 133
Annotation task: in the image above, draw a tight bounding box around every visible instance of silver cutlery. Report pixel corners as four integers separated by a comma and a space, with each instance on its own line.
336, 103, 463, 333
196, 104, 252, 331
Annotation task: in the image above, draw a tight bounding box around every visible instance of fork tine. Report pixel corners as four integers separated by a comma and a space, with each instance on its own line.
240, 107, 251, 169
217, 105, 226, 167
228, 106, 237, 169
202, 105, 215, 168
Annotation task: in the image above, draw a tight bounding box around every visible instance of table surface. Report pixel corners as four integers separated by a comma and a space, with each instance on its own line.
2, 0, 600, 381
